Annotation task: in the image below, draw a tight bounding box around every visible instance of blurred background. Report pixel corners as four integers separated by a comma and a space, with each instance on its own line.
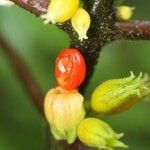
0, 0, 150, 149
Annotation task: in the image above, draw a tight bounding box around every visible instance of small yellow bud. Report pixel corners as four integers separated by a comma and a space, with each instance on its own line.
77, 118, 128, 149
71, 8, 91, 41
116, 5, 135, 21
44, 87, 85, 144
91, 72, 150, 115
41, 0, 79, 24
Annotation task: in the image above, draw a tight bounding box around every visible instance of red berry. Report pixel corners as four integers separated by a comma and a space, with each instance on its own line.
55, 48, 86, 90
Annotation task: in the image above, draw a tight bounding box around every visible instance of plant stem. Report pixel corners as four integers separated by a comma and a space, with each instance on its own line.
0, 35, 44, 115
115, 21, 150, 40
0, 35, 52, 150
71, 0, 116, 93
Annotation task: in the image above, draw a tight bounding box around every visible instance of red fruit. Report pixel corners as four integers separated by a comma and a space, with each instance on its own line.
55, 48, 86, 90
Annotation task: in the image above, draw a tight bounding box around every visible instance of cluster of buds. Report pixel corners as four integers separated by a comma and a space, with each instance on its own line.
42, 2, 150, 147
44, 48, 146, 149
41, 0, 91, 41
1, 0, 149, 149
42, 3, 150, 147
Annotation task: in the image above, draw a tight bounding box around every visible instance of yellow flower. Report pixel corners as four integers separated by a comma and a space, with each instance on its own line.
77, 118, 127, 150
71, 8, 91, 41
41, 0, 79, 24
44, 87, 85, 144
91, 72, 150, 115
116, 5, 135, 21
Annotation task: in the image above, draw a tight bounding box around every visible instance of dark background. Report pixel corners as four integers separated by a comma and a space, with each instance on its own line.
0, 0, 150, 149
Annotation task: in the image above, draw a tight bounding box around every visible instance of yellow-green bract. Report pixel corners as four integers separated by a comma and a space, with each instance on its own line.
77, 118, 128, 150
91, 72, 150, 115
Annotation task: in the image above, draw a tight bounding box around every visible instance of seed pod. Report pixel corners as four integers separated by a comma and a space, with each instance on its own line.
55, 48, 86, 90
77, 118, 127, 149
91, 72, 150, 115
41, 0, 79, 24
44, 87, 85, 144
71, 8, 91, 41
116, 5, 135, 21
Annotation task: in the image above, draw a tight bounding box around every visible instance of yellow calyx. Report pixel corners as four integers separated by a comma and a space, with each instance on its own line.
77, 118, 128, 150
44, 87, 85, 144
71, 8, 91, 41
116, 5, 135, 21
91, 72, 150, 115
41, 0, 79, 24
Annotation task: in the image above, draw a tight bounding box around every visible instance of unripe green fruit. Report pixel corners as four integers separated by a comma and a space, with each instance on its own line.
91, 72, 150, 115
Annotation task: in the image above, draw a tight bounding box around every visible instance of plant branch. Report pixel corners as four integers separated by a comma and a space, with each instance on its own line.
115, 21, 150, 40
71, 0, 116, 93
0, 35, 44, 116
11, 0, 48, 15
10, 0, 150, 86
10, 0, 115, 92
8, 0, 115, 149
10, 0, 73, 34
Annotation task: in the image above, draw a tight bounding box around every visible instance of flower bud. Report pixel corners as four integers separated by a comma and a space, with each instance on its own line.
116, 5, 135, 21
41, 0, 79, 24
44, 87, 85, 144
91, 72, 150, 115
71, 8, 91, 41
0, 0, 14, 7
77, 118, 127, 149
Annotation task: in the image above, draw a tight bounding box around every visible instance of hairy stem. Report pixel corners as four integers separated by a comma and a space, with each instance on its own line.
71, 0, 115, 93
11, 0, 48, 15
115, 21, 150, 40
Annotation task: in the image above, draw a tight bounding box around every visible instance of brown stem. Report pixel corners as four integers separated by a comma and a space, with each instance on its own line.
10, 0, 73, 34
71, 0, 116, 93
11, 0, 48, 16
68, 140, 87, 150
0, 35, 44, 116
115, 21, 150, 40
